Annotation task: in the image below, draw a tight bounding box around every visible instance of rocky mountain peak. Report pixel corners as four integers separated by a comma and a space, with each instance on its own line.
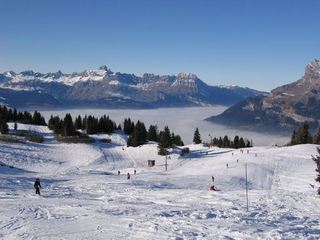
20, 70, 35, 76
304, 59, 320, 79
98, 65, 113, 75
4, 71, 16, 77
176, 73, 198, 80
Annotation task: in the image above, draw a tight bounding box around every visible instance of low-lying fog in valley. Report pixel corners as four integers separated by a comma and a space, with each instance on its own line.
39, 106, 290, 146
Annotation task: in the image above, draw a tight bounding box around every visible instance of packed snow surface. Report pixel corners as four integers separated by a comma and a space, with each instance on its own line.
0, 124, 319, 239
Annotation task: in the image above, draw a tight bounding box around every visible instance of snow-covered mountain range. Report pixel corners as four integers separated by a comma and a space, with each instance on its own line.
208, 59, 320, 132
0, 66, 265, 108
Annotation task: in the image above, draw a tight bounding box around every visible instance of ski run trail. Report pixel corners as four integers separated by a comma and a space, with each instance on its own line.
0, 123, 319, 240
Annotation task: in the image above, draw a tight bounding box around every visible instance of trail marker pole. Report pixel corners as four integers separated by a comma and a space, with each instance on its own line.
165, 155, 168, 171
245, 163, 249, 212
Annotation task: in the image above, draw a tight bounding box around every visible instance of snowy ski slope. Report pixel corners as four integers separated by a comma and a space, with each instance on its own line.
0, 124, 319, 239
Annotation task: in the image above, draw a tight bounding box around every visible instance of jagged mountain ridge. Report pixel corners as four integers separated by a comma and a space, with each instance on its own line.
208, 59, 320, 132
0, 66, 264, 108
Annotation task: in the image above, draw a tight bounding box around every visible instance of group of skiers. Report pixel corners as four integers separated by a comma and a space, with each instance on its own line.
33, 169, 138, 195
117, 169, 137, 180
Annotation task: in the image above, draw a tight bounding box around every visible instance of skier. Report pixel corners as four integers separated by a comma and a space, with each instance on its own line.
118, 170, 120, 176
211, 176, 215, 183
237, 159, 239, 163
127, 173, 130, 180
34, 178, 41, 195
226, 163, 229, 168
134, 169, 136, 175
209, 185, 216, 191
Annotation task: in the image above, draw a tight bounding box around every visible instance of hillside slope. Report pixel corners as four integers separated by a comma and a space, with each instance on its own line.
208, 59, 320, 132
0, 124, 319, 239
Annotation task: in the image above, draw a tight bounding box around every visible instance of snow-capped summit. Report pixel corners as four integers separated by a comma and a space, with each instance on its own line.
4, 71, 16, 78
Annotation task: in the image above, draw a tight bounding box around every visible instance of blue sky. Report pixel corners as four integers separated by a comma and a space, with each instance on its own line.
0, 0, 319, 91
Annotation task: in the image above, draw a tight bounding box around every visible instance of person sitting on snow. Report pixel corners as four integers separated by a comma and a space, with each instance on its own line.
34, 178, 41, 195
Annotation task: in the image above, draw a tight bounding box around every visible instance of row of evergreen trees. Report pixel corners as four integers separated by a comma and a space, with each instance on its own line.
192, 128, 252, 148
211, 135, 252, 148
0, 105, 46, 126
290, 122, 320, 145
0, 105, 46, 134
48, 114, 119, 136
158, 126, 184, 155
124, 117, 184, 151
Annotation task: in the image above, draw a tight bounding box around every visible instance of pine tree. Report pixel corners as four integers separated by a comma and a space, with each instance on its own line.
233, 136, 240, 149
291, 122, 313, 145
158, 126, 171, 155
86, 116, 95, 134
193, 128, 202, 144
32, 111, 41, 125
147, 125, 158, 142
48, 115, 63, 134
13, 108, 17, 122
62, 114, 75, 136
223, 135, 230, 147
313, 128, 320, 144
127, 121, 147, 147
299, 122, 313, 144
0, 119, 8, 134
82, 115, 88, 130
172, 134, 184, 146
290, 130, 298, 145
74, 115, 82, 130
239, 137, 245, 148
312, 147, 320, 195
124, 118, 135, 135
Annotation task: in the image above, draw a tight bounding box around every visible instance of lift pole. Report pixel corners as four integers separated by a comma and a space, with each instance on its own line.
245, 163, 249, 212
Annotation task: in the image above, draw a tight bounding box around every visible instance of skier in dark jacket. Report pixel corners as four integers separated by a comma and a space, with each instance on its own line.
34, 178, 41, 195
127, 173, 130, 180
